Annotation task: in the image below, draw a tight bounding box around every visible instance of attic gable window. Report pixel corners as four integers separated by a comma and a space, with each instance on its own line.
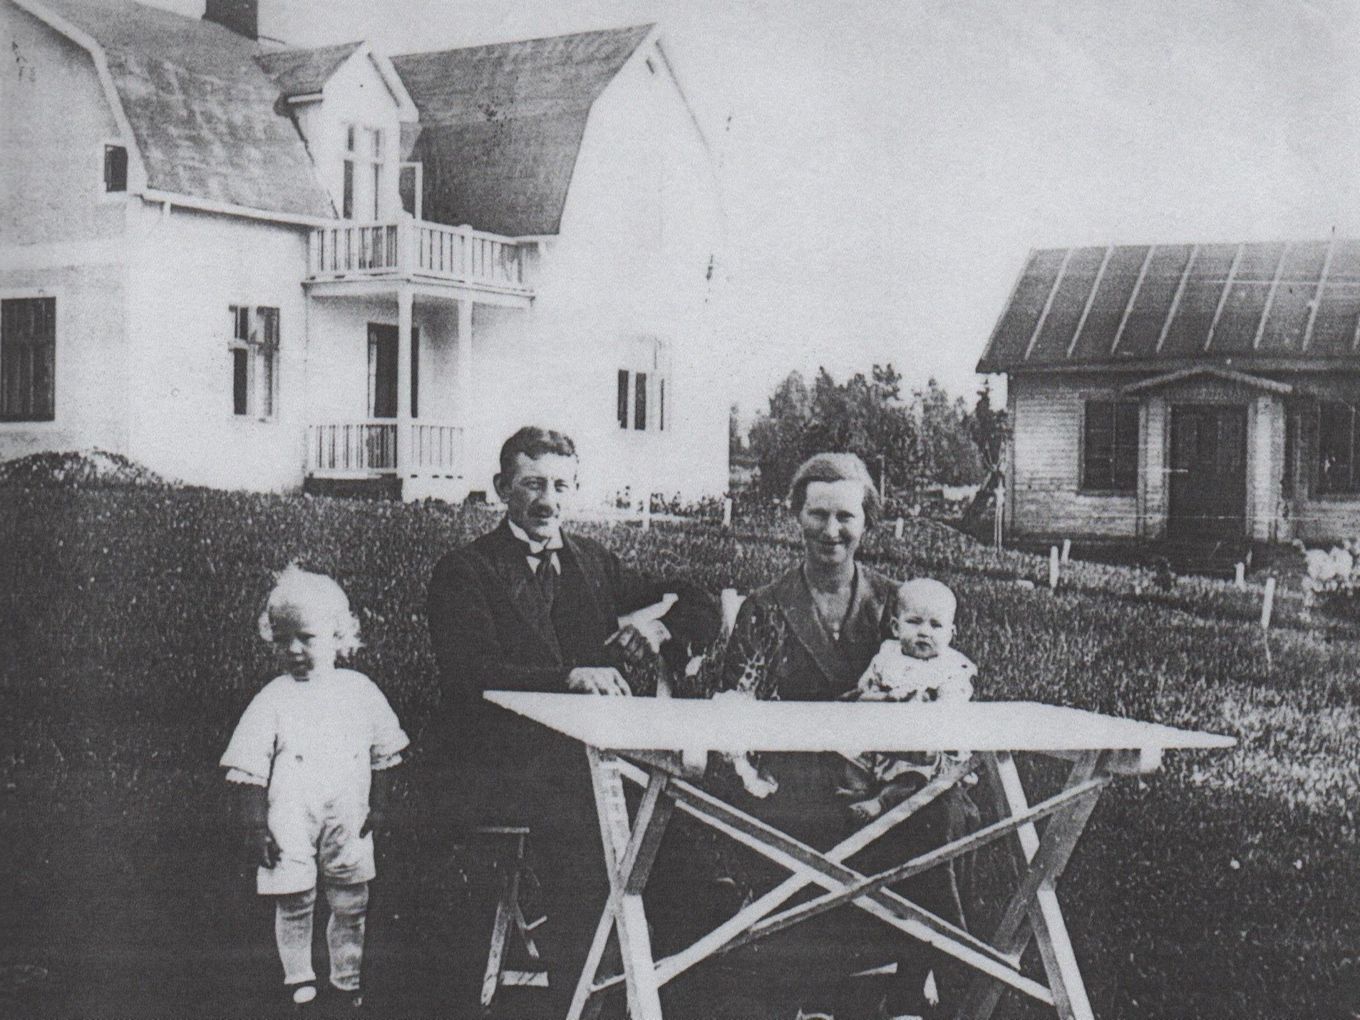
103, 145, 127, 193
343, 125, 386, 220
1081, 400, 1138, 492
1318, 402, 1360, 495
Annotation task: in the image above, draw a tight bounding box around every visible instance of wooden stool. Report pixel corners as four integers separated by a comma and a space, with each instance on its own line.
477, 825, 549, 1010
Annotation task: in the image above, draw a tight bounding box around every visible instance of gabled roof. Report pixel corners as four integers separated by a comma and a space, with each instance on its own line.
977, 238, 1360, 374
27, 0, 334, 219
392, 24, 654, 237
255, 42, 361, 99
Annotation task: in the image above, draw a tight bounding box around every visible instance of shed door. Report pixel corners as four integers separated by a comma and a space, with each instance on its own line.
1168, 405, 1247, 540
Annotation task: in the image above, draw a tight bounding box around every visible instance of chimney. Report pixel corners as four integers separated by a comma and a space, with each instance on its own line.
203, 0, 257, 40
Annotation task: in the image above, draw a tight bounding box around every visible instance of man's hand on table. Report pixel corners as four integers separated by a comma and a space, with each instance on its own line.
567, 666, 632, 696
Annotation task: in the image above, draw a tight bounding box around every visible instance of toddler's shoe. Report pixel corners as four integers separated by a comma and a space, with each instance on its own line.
286, 982, 318, 1013
326, 984, 364, 1014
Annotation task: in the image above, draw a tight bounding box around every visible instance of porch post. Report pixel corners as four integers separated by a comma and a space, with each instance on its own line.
457, 297, 474, 481
397, 286, 413, 480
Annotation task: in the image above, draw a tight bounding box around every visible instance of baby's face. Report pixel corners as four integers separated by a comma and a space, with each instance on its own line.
894, 593, 955, 660
271, 602, 339, 681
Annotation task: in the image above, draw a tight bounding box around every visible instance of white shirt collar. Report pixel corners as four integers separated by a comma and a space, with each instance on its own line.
506, 517, 564, 553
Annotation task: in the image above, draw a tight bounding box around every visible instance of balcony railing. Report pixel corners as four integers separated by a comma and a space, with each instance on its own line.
306, 219, 530, 294
307, 421, 464, 476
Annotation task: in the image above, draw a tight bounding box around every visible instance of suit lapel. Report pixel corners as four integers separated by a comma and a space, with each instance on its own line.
562, 532, 610, 632
772, 565, 856, 688
485, 521, 562, 663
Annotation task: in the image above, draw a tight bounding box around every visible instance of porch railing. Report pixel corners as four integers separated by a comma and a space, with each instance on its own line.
307, 421, 463, 476
307, 219, 530, 293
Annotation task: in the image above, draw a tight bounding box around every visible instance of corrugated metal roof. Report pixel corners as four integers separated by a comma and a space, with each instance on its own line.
37, 0, 335, 218
977, 239, 1360, 374
392, 25, 653, 236
255, 42, 361, 99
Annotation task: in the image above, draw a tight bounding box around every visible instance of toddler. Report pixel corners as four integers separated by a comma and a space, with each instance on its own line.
221, 565, 408, 1011
840, 576, 975, 821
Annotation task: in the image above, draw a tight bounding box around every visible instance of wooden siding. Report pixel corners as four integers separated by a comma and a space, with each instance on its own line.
1009, 375, 1139, 538
1009, 369, 1360, 543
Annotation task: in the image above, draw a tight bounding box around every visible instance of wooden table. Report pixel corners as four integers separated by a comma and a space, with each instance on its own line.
485, 692, 1235, 1020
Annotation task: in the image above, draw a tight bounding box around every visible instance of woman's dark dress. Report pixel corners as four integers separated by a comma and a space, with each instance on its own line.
714, 563, 977, 1017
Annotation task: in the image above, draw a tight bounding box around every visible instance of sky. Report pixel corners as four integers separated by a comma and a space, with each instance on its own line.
152, 0, 1360, 420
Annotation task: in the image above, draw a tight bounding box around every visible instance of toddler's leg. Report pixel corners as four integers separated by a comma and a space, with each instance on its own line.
323, 880, 369, 994
274, 888, 318, 987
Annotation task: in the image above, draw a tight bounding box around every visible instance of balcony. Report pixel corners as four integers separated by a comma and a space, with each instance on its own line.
306, 420, 465, 477
306, 219, 532, 297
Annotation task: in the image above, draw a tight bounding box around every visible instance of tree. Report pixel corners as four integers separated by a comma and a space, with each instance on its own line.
967, 380, 1010, 472
913, 378, 984, 486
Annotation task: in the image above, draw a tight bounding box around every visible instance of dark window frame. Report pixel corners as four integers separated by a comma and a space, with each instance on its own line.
1080, 399, 1139, 494
103, 144, 127, 193
1, 296, 56, 422
1317, 401, 1360, 495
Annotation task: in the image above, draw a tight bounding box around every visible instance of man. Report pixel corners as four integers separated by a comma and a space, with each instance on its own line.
425, 426, 719, 1017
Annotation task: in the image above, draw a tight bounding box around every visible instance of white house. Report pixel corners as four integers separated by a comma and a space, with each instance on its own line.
978, 239, 1360, 546
0, 0, 728, 504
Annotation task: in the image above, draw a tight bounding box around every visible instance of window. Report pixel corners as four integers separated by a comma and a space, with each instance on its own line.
617, 338, 669, 432
1, 297, 55, 421
343, 125, 386, 220
103, 145, 127, 193
1318, 401, 1360, 494
229, 305, 279, 418
1081, 400, 1138, 492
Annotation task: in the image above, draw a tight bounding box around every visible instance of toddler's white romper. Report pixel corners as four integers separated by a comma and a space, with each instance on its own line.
221, 669, 408, 895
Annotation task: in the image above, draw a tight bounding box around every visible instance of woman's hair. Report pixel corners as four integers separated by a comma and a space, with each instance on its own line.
787, 452, 881, 527
257, 563, 362, 658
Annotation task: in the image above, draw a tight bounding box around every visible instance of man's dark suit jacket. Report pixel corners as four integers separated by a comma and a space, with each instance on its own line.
425, 518, 719, 827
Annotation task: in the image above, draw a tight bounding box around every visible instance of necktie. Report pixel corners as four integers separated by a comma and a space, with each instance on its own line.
533, 549, 558, 610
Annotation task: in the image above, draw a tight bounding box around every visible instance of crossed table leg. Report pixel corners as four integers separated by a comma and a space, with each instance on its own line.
567, 746, 1138, 1020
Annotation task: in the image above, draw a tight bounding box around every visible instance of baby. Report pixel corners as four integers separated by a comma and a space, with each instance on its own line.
220, 565, 408, 1011
840, 577, 975, 821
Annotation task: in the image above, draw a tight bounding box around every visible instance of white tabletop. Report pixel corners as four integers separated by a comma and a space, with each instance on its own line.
484, 691, 1236, 754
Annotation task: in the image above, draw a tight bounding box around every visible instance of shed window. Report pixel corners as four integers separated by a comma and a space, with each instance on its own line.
1082, 400, 1138, 492
1, 297, 55, 421
103, 145, 127, 192
1318, 402, 1360, 494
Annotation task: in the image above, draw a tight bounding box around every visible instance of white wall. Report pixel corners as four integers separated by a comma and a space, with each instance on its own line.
1, 3, 128, 245
0, 4, 133, 465
123, 202, 309, 490
498, 38, 728, 504
294, 49, 406, 222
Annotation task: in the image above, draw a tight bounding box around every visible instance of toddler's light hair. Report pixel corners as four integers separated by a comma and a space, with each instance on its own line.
257, 563, 363, 658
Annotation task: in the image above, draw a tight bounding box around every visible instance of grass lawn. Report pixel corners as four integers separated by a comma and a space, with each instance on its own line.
0, 480, 1356, 1018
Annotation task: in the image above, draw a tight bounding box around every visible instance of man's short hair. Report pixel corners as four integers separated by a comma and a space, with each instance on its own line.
787, 452, 881, 527
498, 426, 578, 479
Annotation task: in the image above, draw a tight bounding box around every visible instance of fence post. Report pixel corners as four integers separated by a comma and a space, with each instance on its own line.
641, 493, 651, 532
1049, 546, 1060, 590
894, 516, 904, 540
722, 497, 733, 529
1260, 577, 1276, 630
1061, 538, 1071, 564
993, 483, 1004, 549
1235, 563, 1246, 589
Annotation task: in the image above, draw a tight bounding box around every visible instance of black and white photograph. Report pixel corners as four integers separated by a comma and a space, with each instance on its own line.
1, 0, 1357, 1017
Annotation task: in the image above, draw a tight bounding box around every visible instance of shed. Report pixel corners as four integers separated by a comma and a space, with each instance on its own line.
977, 239, 1360, 545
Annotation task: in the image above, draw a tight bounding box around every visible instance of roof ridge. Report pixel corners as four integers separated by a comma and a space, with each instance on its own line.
392, 22, 654, 62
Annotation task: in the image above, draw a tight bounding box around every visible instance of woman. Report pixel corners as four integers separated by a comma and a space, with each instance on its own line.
716, 452, 975, 1020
